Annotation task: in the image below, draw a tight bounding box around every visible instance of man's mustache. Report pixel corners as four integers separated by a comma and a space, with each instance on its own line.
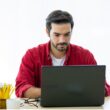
57, 42, 68, 46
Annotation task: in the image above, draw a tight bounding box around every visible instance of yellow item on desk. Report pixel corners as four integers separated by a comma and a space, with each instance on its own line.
0, 83, 15, 109
0, 83, 15, 99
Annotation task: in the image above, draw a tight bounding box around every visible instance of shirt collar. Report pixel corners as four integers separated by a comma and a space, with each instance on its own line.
46, 41, 51, 60
66, 44, 71, 59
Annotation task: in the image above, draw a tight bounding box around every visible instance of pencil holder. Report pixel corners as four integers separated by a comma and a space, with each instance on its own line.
0, 99, 6, 109
0, 83, 15, 109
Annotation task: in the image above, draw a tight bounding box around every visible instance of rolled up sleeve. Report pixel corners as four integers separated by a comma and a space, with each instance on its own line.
105, 82, 110, 96
15, 49, 36, 97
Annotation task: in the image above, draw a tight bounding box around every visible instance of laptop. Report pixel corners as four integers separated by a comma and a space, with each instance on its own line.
41, 65, 105, 107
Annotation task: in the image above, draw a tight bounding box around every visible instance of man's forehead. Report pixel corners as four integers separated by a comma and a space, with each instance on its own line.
51, 23, 72, 34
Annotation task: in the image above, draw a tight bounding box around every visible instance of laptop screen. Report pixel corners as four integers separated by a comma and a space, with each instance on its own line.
41, 65, 105, 107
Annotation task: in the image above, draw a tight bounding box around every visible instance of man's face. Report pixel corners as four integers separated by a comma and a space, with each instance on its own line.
48, 23, 72, 52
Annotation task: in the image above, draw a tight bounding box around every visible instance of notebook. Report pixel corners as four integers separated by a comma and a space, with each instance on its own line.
41, 65, 105, 107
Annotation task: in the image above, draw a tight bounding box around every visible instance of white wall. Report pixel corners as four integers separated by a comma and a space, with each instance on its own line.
0, 0, 110, 88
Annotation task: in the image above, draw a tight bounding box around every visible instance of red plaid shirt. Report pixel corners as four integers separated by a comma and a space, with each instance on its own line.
15, 41, 110, 97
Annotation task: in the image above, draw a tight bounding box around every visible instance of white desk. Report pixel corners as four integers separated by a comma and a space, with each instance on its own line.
19, 97, 110, 110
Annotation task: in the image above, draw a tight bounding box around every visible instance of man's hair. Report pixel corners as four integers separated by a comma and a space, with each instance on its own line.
46, 10, 74, 32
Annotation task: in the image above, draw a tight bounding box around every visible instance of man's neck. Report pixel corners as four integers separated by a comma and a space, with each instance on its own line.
50, 47, 66, 59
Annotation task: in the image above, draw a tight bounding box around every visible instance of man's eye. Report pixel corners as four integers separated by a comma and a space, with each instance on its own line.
55, 34, 60, 37
65, 34, 70, 37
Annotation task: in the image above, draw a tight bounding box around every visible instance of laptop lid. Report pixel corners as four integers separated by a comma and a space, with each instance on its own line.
41, 65, 105, 107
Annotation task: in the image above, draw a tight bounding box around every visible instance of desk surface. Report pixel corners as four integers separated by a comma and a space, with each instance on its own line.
18, 97, 110, 110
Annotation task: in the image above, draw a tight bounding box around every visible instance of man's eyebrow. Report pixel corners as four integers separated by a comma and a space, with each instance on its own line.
53, 32, 61, 35
53, 32, 71, 35
64, 32, 71, 35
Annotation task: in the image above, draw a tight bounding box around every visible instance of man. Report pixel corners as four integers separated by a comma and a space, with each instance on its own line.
16, 10, 110, 98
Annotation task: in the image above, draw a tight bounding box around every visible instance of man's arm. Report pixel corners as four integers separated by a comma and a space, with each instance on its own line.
15, 49, 41, 98
105, 82, 110, 96
24, 87, 41, 98
84, 50, 110, 96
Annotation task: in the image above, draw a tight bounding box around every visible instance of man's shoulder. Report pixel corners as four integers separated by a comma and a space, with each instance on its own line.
69, 44, 97, 64
29, 42, 49, 52
70, 44, 89, 52
23, 42, 49, 58
21, 42, 49, 63
70, 44, 93, 56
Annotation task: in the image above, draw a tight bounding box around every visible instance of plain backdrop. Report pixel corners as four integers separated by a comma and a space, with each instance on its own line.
0, 0, 110, 97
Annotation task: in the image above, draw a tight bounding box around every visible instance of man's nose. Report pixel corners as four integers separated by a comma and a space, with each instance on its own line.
59, 36, 66, 42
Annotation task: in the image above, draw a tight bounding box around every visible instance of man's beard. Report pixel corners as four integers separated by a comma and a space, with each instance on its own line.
51, 42, 68, 52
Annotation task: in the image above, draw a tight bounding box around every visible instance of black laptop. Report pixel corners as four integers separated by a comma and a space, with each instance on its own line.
41, 65, 105, 107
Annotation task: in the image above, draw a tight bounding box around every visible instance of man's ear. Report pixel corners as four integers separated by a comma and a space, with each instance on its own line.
46, 28, 50, 37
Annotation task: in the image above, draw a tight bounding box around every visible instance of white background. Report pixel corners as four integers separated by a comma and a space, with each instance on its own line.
0, 0, 110, 97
